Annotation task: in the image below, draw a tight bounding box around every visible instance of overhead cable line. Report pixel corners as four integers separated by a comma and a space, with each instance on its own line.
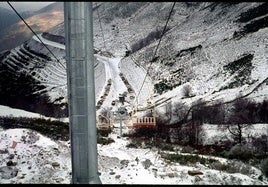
7, 1, 65, 69
96, 3, 107, 51
136, 2, 176, 102
95, 2, 117, 97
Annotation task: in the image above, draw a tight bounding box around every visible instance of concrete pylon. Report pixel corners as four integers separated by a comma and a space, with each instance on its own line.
64, 2, 101, 184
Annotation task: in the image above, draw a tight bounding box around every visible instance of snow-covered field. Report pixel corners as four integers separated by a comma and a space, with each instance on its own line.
0, 128, 71, 184
0, 107, 268, 184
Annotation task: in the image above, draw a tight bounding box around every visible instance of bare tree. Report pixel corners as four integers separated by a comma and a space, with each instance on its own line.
172, 99, 205, 146
226, 97, 255, 145
155, 109, 171, 143
259, 99, 268, 123
173, 101, 189, 121
208, 101, 226, 124
164, 101, 173, 123
190, 99, 206, 145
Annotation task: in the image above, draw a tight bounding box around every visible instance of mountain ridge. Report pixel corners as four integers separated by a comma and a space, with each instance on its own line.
0, 2, 64, 52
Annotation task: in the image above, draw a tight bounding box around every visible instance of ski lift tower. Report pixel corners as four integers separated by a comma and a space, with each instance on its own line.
64, 2, 101, 184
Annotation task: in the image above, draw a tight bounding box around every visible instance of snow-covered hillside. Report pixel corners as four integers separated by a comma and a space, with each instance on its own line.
111, 2, 268, 109
0, 128, 71, 183
0, 2, 268, 184
0, 106, 268, 184
1, 2, 268, 116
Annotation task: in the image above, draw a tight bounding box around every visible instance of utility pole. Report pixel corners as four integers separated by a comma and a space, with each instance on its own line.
64, 2, 101, 184
117, 106, 127, 137
119, 112, 123, 137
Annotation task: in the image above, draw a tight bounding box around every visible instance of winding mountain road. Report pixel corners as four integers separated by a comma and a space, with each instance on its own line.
32, 33, 150, 115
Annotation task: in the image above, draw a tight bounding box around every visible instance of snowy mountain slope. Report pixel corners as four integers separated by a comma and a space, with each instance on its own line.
90, 2, 268, 113
1, 2, 268, 184
0, 34, 106, 117
90, 2, 268, 121
0, 121, 268, 184
0, 41, 67, 117
0, 2, 268, 120
117, 2, 268, 109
